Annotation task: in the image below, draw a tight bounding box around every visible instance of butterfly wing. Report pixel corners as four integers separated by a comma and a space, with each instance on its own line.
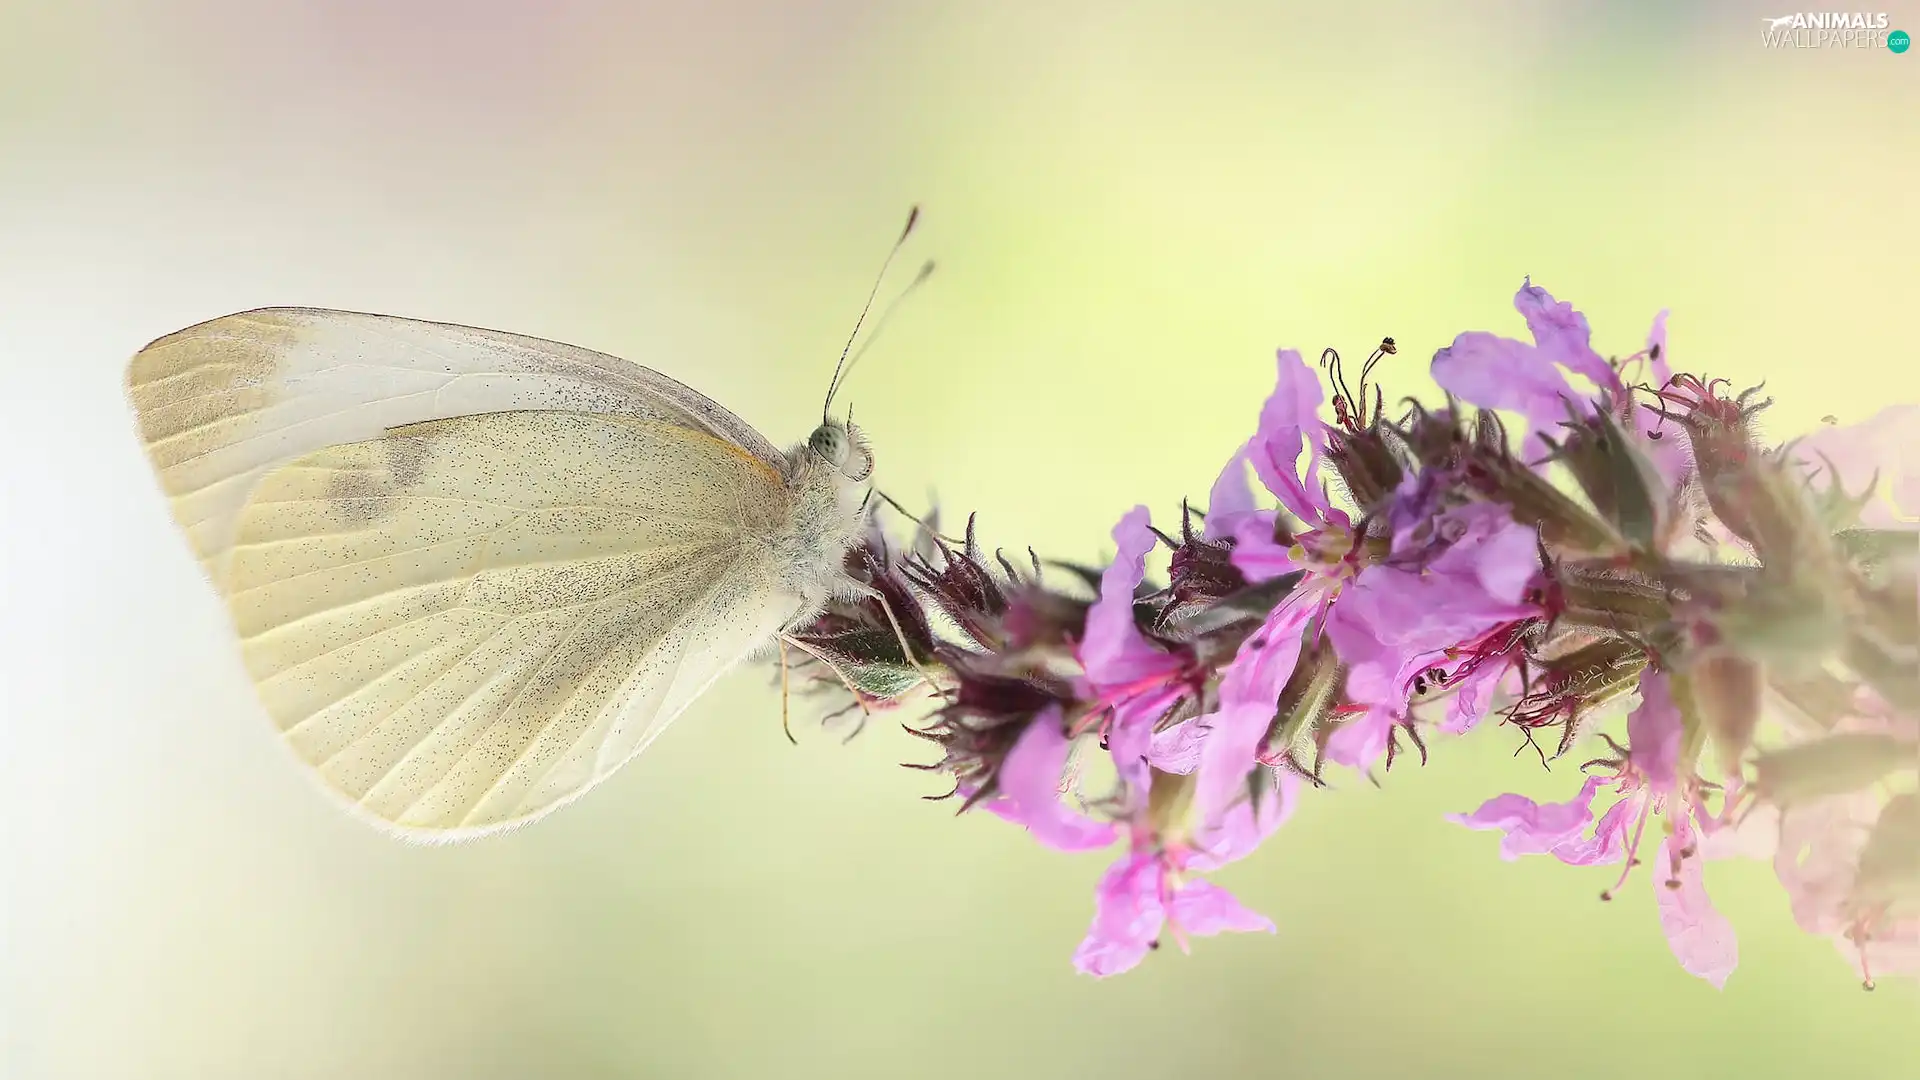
223, 410, 800, 840
125, 307, 787, 591
126, 310, 805, 840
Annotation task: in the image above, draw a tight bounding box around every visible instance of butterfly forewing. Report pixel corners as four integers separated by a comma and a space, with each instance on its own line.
125, 308, 787, 592
126, 311, 810, 840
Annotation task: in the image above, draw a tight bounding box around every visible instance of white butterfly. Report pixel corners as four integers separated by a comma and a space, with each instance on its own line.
126, 215, 923, 842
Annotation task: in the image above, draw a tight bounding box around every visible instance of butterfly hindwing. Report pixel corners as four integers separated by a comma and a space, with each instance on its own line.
224, 410, 802, 839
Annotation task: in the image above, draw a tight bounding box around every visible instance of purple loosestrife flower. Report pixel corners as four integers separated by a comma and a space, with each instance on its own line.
1077, 506, 1217, 781
1065, 760, 1284, 979
780, 277, 1915, 989
1072, 818, 1277, 977
1322, 501, 1543, 769
1452, 670, 1741, 987
1225, 346, 1550, 772
1055, 503, 1295, 976
1230, 348, 1359, 584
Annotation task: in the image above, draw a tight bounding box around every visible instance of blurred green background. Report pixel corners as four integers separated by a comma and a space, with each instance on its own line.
4, 2, 1917, 1078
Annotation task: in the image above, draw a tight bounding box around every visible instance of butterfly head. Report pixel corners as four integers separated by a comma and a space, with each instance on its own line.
807, 419, 874, 482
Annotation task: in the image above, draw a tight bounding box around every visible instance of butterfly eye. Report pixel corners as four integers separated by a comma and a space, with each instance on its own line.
808, 424, 850, 468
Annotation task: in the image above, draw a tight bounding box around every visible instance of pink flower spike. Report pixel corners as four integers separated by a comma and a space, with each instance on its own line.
990, 706, 1118, 853
1654, 831, 1740, 989
1449, 775, 1610, 860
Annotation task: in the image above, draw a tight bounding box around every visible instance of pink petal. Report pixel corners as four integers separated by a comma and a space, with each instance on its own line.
1644, 309, 1673, 388
1434, 504, 1542, 605
1105, 702, 1156, 804
1229, 511, 1306, 584
1080, 506, 1183, 690
1198, 764, 1305, 864
1431, 330, 1580, 442
1626, 670, 1683, 790
993, 707, 1118, 853
1194, 602, 1311, 822
1654, 835, 1740, 989
1246, 348, 1338, 528
1772, 792, 1881, 937
1514, 278, 1619, 397
1550, 795, 1634, 866
1166, 878, 1274, 940
1072, 852, 1166, 977
1449, 775, 1608, 861
1838, 916, 1920, 984
1190, 769, 1299, 870
1441, 662, 1511, 735
1323, 704, 1395, 773
1147, 719, 1206, 775
1204, 449, 1256, 542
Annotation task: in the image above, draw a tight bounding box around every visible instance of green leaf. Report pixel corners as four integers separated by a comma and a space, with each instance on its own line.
1752, 734, 1915, 805
1709, 569, 1849, 670
847, 662, 927, 701
1551, 408, 1665, 552
1683, 655, 1762, 781
1854, 793, 1920, 913
1841, 630, 1920, 715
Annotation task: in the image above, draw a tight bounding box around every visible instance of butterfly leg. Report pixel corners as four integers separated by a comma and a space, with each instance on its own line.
777, 633, 877, 721
853, 582, 953, 701
778, 636, 799, 745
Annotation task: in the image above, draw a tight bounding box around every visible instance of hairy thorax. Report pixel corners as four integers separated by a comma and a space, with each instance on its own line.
764, 444, 872, 621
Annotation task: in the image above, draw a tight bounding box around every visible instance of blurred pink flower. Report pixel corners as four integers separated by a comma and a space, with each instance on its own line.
1792, 404, 1920, 528
1773, 791, 1920, 988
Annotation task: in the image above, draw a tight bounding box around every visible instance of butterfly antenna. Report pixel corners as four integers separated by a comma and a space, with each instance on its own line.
832, 259, 936, 411
824, 205, 921, 424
